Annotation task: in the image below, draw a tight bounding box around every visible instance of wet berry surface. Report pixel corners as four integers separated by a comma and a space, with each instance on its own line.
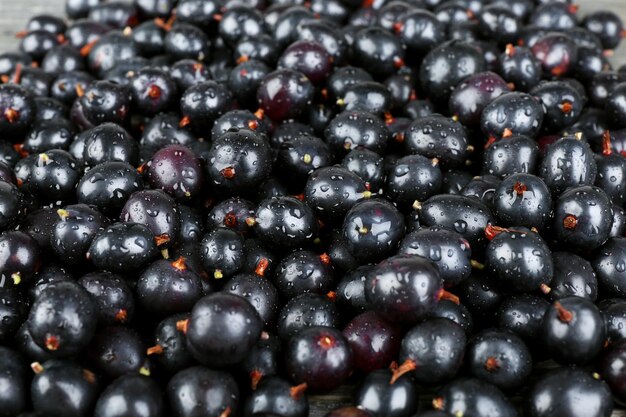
1, 1, 626, 417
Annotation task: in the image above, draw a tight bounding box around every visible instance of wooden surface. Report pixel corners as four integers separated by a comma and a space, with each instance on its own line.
1, 0, 626, 416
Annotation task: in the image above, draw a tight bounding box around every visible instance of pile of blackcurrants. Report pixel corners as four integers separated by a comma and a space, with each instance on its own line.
3, 0, 626, 416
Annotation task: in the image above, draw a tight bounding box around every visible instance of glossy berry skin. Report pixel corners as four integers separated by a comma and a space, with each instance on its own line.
228, 60, 271, 108
482, 135, 540, 178
223, 273, 279, 326
606, 82, 626, 129
476, 4, 520, 45
396, 9, 445, 53
254, 196, 318, 252
526, 368, 613, 417
185, 293, 263, 367
296, 19, 346, 64
595, 150, 626, 206
465, 328, 532, 392
404, 115, 470, 168
539, 137, 597, 196
241, 238, 278, 278
167, 366, 240, 417
610, 204, 626, 238
366, 254, 443, 323
398, 226, 472, 287
170, 59, 211, 92
552, 185, 612, 253
338, 81, 391, 115
351, 27, 405, 78
120, 189, 180, 247
0, 181, 25, 229
341, 199, 405, 263
87, 222, 159, 273
495, 293, 549, 348
439, 170, 472, 194
239, 331, 281, 386
0, 84, 36, 140
30, 360, 98, 417
52, 204, 110, 266
0, 347, 28, 416
78, 271, 134, 326
385, 155, 442, 207
128, 68, 177, 117
461, 175, 501, 208
233, 34, 279, 66
449, 71, 509, 126
485, 228, 553, 293
206, 128, 272, 195
384, 75, 413, 110
417, 194, 495, 251
327, 66, 373, 100
17, 207, 56, 251
28, 263, 73, 300
542, 297, 606, 365
94, 374, 163, 417
271, 121, 315, 148
434, 378, 517, 417
206, 197, 255, 234
137, 258, 203, 316
550, 252, 597, 301
278, 136, 333, 188
164, 23, 211, 62
212, 109, 271, 141
146, 145, 204, 202
0, 230, 41, 287
0, 287, 27, 341
28, 282, 97, 357
285, 326, 352, 393
274, 250, 334, 299
277, 293, 340, 341
341, 148, 385, 194
140, 112, 196, 151
582, 11, 624, 50
130, 21, 165, 56
218, 4, 267, 45
79, 80, 131, 126
356, 369, 418, 417
497, 45, 542, 92
531, 80, 584, 132
481, 92, 545, 139
592, 238, 626, 297
18, 150, 80, 205
244, 377, 308, 417
305, 166, 367, 221
150, 313, 193, 374
278, 40, 332, 85
76, 161, 143, 216
257, 69, 314, 122
492, 173, 552, 231
342, 311, 402, 374
180, 81, 233, 132
398, 318, 466, 385
531, 33, 579, 77
428, 299, 474, 334
600, 339, 626, 403
87, 326, 145, 379
23, 119, 76, 154
419, 41, 485, 105
79, 123, 139, 168
200, 228, 244, 280
324, 110, 389, 155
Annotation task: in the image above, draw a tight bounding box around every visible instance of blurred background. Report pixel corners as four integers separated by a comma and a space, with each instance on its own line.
0, 0, 625, 66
